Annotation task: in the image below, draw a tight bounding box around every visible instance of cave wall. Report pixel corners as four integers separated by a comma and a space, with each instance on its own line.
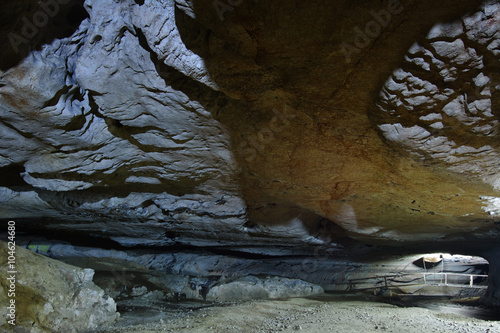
0, 0, 499, 255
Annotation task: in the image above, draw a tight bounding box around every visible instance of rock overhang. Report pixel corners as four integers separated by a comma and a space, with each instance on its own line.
0, 0, 498, 254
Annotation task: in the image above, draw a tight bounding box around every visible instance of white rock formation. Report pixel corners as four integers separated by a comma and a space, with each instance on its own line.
206, 276, 324, 302
0, 241, 118, 332
376, 1, 500, 190
0, 0, 322, 248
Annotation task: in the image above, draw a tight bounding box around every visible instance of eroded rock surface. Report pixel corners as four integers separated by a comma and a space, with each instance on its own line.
0, 0, 327, 248
0, 241, 118, 332
0, 0, 500, 300
375, 2, 500, 190
206, 276, 323, 302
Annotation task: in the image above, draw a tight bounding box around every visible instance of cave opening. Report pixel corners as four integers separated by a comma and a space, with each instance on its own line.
383, 253, 488, 297
334, 252, 499, 321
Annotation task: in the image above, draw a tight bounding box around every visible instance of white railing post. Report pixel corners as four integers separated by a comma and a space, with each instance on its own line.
345, 273, 487, 292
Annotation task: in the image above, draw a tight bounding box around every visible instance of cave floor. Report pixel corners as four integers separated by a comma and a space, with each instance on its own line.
101, 293, 500, 333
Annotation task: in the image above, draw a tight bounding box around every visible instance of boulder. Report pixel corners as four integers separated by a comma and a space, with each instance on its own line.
0, 241, 118, 332
206, 276, 323, 302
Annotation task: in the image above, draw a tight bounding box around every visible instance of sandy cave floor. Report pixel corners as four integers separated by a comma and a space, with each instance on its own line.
102, 294, 500, 333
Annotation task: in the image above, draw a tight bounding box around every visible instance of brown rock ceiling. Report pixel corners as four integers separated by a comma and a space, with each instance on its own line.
185, 0, 499, 245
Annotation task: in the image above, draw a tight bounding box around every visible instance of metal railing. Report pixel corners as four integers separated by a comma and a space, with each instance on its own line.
421, 272, 488, 288
346, 272, 488, 291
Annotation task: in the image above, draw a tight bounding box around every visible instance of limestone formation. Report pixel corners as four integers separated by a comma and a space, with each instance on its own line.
0, 0, 500, 310
0, 241, 118, 332
206, 276, 324, 302
375, 2, 500, 191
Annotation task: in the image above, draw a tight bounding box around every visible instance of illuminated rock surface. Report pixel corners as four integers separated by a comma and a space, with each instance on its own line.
1, 0, 500, 311
0, 241, 118, 332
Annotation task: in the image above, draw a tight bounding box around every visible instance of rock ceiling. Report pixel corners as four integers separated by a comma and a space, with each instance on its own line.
0, 0, 499, 252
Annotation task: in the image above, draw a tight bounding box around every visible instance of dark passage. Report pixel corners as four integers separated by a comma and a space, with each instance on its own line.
0, 0, 88, 71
